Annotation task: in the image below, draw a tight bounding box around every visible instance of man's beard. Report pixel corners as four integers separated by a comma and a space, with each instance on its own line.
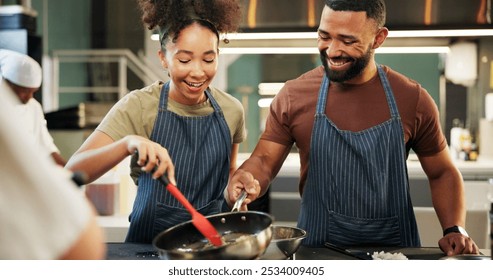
320, 46, 373, 83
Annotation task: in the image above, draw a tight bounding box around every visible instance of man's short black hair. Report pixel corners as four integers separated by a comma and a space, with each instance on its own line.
325, 0, 386, 27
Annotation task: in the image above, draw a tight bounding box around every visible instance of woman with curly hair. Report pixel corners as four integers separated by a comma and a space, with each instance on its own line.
66, 0, 249, 243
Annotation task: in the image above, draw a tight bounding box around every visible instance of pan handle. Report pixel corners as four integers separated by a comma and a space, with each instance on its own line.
231, 190, 248, 212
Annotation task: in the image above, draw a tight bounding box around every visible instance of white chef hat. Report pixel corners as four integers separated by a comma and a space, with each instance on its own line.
0, 49, 42, 88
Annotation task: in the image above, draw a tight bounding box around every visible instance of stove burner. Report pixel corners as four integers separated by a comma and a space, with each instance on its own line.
136, 251, 159, 259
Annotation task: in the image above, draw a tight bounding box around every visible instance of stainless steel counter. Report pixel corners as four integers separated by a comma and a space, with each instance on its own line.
236, 152, 493, 179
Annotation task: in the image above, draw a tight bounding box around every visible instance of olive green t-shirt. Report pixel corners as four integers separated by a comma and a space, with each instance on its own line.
97, 81, 246, 144
97, 81, 246, 183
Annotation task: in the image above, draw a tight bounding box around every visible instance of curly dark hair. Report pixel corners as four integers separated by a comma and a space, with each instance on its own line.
137, 0, 241, 46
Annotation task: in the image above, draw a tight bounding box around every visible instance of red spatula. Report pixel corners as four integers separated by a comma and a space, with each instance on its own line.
156, 173, 223, 246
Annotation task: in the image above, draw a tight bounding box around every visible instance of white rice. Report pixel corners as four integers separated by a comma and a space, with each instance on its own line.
371, 251, 408, 260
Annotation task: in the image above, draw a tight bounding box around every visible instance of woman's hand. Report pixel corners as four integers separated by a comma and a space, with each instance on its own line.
125, 135, 176, 185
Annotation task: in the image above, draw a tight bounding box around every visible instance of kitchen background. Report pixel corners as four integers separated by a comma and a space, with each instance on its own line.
1, 0, 491, 150
1, 0, 492, 247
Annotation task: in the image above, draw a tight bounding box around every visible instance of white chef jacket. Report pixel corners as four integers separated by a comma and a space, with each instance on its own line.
15, 98, 60, 159
0, 81, 91, 259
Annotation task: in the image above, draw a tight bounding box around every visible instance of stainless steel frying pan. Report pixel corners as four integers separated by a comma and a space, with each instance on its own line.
152, 210, 273, 260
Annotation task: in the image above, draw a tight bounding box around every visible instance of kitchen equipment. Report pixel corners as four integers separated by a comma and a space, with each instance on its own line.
486, 93, 493, 121
261, 225, 307, 260
490, 201, 493, 260
479, 119, 493, 159
85, 168, 118, 216
156, 173, 223, 246
445, 41, 477, 87
488, 178, 493, 260
324, 242, 372, 260
152, 210, 273, 260
0, 5, 37, 34
108, 242, 485, 260
45, 102, 113, 129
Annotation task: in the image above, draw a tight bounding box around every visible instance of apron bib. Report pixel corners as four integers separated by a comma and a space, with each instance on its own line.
298, 65, 420, 247
125, 83, 231, 243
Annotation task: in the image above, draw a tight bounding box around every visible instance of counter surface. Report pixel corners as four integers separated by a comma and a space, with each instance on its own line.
236, 153, 493, 179
105, 242, 491, 260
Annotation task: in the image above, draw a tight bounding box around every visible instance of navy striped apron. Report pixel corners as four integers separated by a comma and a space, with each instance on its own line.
125, 82, 231, 243
298, 65, 420, 247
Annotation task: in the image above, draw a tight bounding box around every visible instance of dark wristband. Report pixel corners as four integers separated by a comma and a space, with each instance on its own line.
443, 225, 468, 237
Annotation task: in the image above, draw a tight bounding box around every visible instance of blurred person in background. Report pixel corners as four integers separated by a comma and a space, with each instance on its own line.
0, 79, 106, 260
0, 49, 66, 166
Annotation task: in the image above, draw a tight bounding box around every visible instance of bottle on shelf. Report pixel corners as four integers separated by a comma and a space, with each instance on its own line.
449, 118, 464, 160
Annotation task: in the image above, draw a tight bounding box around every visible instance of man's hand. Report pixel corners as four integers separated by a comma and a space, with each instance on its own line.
224, 169, 261, 209
438, 233, 480, 256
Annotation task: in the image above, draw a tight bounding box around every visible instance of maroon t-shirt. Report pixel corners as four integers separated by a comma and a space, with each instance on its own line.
261, 65, 447, 194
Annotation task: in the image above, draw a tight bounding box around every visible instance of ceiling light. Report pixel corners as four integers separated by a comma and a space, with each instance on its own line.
258, 83, 285, 95
152, 29, 493, 42
388, 29, 493, 37
376, 46, 450, 54
223, 32, 317, 40
220, 29, 493, 40
258, 98, 274, 108
219, 46, 449, 54
219, 47, 317, 54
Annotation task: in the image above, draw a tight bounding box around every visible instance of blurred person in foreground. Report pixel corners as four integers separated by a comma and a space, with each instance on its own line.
0, 80, 106, 260
0, 49, 66, 166
225, 0, 479, 256
65, 0, 246, 243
